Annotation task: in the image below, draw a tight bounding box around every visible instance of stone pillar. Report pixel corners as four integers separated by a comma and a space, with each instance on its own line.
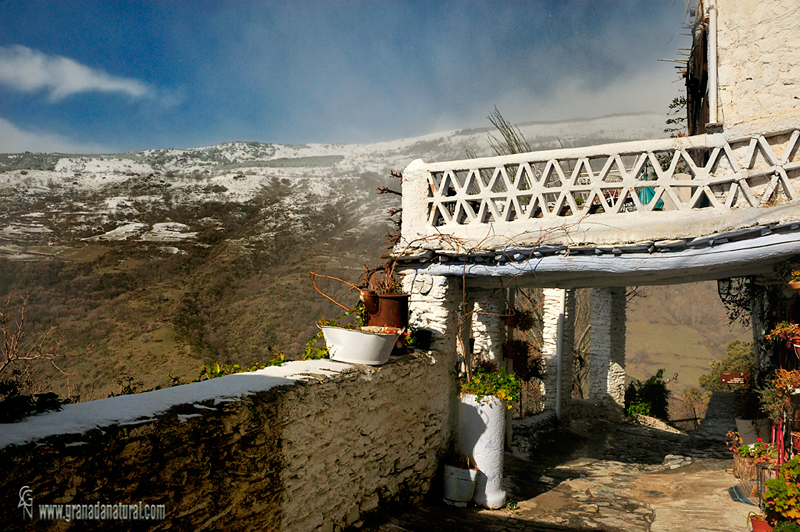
541, 289, 576, 417
751, 283, 770, 369
403, 272, 461, 356
470, 288, 506, 368
589, 287, 626, 408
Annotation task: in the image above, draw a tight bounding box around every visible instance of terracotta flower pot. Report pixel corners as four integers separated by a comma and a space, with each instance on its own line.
360, 291, 409, 328
750, 515, 773, 532
789, 279, 800, 296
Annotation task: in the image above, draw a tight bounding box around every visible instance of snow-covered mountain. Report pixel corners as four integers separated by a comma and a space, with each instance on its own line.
0, 113, 665, 258
0, 113, 669, 399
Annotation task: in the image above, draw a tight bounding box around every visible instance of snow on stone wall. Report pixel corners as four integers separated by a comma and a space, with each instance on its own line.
0, 354, 455, 532
716, 0, 800, 132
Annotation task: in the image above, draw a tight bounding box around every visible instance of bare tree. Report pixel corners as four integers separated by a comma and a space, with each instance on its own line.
0, 293, 67, 400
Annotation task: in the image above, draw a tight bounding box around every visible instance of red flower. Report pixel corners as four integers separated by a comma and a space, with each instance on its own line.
757, 438, 763, 442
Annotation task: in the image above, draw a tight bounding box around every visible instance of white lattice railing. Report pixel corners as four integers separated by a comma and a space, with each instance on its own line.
400, 128, 800, 250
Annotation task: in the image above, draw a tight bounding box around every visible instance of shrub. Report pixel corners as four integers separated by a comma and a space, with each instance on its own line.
624, 369, 672, 421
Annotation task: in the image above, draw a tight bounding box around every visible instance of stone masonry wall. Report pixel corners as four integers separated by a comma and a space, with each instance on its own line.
541, 289, 575, 416
0, 354, 455, 532
716, 0, 800, 132
470, 288, 506, 366
589, 287, 626, 408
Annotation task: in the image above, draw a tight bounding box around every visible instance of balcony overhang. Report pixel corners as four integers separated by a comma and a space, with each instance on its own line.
396, 222, 800, 289
397, 126, 800, 286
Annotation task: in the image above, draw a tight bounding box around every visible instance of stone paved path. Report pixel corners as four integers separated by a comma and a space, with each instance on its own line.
358, 392, 752, 532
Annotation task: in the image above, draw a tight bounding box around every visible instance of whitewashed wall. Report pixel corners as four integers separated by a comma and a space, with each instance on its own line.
717, 0, 800, 132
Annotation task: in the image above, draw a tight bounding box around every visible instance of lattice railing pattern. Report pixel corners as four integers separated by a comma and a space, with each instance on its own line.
421, 130, 800, 228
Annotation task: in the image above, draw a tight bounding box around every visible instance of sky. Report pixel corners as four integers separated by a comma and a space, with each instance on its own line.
0, 0, 692, 154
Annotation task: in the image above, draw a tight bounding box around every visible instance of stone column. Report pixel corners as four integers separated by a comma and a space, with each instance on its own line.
589, 287, 626, 408
403, 272, 461, 356
470, 288, 506, 368
541, 289, 576, 418
750, 283, 770, 369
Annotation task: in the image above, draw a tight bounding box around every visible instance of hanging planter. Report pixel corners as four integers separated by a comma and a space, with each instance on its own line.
789, 270, 800, 295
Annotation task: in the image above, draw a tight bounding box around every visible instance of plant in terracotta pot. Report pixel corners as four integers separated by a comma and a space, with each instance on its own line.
788, 270, 800, 296
763, 455, 800, 529
749, 511, 774, 532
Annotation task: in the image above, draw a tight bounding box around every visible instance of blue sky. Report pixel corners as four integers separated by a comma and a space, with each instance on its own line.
0, 1, 691, 153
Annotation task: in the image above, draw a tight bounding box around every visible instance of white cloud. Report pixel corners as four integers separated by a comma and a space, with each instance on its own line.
0, 45, 152, 101
0, 117, 107, 153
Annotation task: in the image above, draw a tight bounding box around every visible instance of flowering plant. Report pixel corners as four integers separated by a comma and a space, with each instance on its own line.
766, 321, 800, 348
726, 430, 743, 453
791, 270, 800, 282
460, 361, 521, 409
774, 369, 800, 394
738, 438, 778, 463
763, 455, 800, 525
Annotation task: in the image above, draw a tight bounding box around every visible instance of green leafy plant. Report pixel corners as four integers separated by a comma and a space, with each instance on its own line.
699, 340, 754, 393
763, 456, 800, 526
197, 352, 285, 381
624, 369, 673, 421
460, 362, 521, 409
626, 401, 651, 417
774, 521, 800, 532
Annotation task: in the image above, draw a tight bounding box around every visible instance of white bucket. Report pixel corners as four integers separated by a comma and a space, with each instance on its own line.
443, 464, 478, 506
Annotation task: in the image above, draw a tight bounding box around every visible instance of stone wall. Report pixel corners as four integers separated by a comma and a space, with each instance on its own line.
0, 354, 456, 531
589, 287, 626, 409
716, 0, 800, 132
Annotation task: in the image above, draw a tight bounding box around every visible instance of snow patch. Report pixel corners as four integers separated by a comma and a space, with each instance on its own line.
85, 223, 147, 241
0, 359, 351, 448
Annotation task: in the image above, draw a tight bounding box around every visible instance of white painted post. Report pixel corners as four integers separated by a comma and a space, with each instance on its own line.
589, 287, 627, 409
542, 289, 576, 419
470, 288, 506, 367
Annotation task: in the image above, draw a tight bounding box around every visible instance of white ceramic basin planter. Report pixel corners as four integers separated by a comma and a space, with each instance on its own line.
320, 326, 399, 366
458, 394, 507, 509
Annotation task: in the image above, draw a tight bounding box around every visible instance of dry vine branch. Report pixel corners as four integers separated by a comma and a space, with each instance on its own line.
309, 272, 358, 312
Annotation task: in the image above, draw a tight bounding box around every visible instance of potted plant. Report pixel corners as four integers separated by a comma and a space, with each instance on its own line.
749, 512, 774, 532
458, 361, 521, 509
503, 307, 535, 331
358, 262, 410, 329
728, 430, 778, 480
442, 448, 479, 507
788, 270, 800, 296
318, 323, 404, 366
762, 455, 800, 530
766, 321, 800, 354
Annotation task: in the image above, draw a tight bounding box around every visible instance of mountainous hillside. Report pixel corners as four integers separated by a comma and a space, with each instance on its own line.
0, 113, 743, 400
